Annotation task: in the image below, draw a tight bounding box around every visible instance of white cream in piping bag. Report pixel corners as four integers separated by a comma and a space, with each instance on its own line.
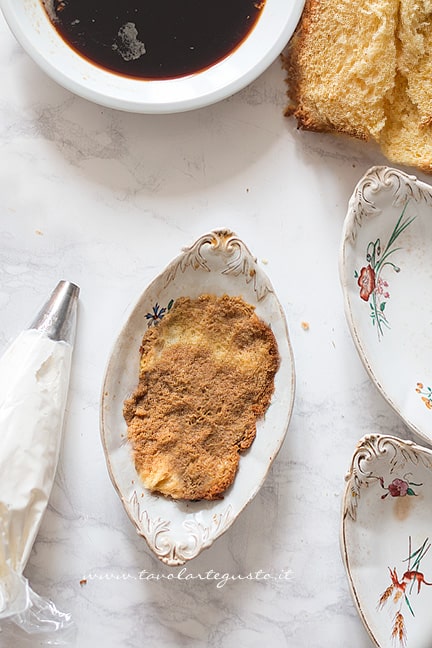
0, 281, 78, 638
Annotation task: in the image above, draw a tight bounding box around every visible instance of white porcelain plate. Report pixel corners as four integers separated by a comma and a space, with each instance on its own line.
0, 0, 305, 113
342, 434, 432, 648
100, 230, 295, 565
340, 166, 432, 445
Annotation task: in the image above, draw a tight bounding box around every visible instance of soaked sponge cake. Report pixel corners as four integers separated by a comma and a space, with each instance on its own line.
123, 294, 280, 501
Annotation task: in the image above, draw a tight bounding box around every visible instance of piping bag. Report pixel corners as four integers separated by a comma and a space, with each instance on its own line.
0, 280, 79, 642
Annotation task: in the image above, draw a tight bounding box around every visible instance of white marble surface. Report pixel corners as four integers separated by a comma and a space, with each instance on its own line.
0, 9, 425, 648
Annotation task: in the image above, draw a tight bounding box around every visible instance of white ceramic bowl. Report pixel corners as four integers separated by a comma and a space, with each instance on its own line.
0, 0, 305, 114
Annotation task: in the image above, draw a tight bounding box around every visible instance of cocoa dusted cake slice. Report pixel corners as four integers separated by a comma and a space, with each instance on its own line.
123, 294, 279, 501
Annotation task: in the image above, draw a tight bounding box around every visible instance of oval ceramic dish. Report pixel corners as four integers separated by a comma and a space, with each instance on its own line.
340, 166, 432, 445
342, 434, 432, 648
0, 0, 305, 114
100, 230, 295, 565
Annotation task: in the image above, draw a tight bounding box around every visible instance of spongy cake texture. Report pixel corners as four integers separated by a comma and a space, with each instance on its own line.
123, 294, 280, 501
284, 0, 432, 172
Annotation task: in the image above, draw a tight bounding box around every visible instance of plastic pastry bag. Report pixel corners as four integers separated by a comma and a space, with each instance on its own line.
0, 281, 79, 643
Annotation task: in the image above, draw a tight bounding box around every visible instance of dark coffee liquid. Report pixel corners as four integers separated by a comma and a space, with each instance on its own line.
42, 0, 265, 79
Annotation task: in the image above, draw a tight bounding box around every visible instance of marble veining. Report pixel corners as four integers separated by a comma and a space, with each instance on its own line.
0, 8, 425, 648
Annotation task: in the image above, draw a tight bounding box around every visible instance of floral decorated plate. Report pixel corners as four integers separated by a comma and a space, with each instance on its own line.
340, 166, 432, 445
100, 229, 295, 565
341, 434, 432, 648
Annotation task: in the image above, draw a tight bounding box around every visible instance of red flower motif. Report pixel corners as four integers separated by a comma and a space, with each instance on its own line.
387, 478, 409, 497
358, 265, 376, 301
380, 476, 421, 499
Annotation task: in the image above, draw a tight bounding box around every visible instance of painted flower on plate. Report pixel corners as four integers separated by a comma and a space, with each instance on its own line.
379, 537, 432, 647
379, 476, 422, 499
354, 202, 415, 339
145, 299, 174, 327
416, 383, 432, 410
358, 264, 376, 301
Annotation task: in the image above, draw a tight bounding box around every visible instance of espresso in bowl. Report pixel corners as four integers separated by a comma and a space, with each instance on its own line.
41, 0, 265, 80
1, 0, 305, 113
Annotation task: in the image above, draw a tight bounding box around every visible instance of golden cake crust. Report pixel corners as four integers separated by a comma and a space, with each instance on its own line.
283, 0, 432, 172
